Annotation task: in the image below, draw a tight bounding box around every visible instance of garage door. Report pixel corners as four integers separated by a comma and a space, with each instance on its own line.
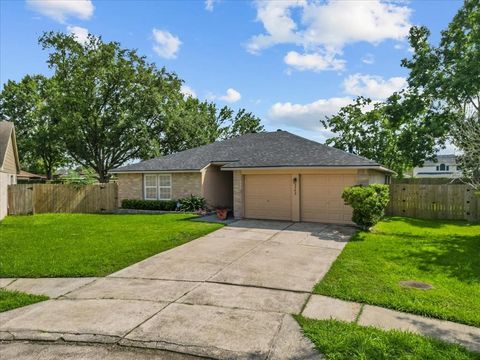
301, 174, 356, 223
244, 174, 292, 220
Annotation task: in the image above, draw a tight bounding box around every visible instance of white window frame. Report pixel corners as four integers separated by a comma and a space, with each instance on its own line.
144, 174, 158, 200
157, 174, 172, 200
144, 174, 172, 201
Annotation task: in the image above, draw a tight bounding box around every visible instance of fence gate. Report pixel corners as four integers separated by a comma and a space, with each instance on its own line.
8, 184, 34, 215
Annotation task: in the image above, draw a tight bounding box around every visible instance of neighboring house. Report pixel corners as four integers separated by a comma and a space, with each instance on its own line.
413, 154, 462, 178
0, 121, 20, 220
17, 170, 46, 183
111, 131, 393, 224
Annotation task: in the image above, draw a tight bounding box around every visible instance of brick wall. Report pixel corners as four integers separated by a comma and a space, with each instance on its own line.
172, 173, 202, 199
117, 173, 143, 206
233, 170, 244, 219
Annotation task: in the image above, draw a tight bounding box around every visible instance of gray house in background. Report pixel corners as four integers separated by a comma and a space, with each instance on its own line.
413, 155, 462, 178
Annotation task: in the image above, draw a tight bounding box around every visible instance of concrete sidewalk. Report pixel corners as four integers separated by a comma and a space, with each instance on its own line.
302, 295, 480, 352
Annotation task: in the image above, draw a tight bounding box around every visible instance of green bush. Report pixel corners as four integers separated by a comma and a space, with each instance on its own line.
121, 199, 177, 211
342, 184, 390, 230
178, 195, 206, 212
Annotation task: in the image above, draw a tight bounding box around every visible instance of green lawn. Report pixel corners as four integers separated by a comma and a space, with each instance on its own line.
296, 317, 480, 360
314, 217, 480, 327
0, 289, 48, 312
0, 213, 222, 277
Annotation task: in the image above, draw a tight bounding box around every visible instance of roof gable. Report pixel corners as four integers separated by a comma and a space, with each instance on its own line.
0, 121, 21, 173
112, 131, 389, 173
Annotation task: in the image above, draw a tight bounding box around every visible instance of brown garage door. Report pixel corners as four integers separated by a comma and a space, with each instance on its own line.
301, 174, 356, 223
244, 174, 292, 221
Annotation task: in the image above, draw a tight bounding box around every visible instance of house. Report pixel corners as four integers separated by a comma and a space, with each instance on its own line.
17, 170, 46, 183
413, 154, 462, 178
111, 131, 393, 224
0, 121, 20, 220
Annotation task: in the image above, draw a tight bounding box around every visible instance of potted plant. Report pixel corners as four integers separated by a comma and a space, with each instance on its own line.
215, 207, 228, 220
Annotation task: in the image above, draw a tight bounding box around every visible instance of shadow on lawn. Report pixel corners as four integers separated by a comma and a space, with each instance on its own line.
387, 232, 480, 284
385, 216, 476, 229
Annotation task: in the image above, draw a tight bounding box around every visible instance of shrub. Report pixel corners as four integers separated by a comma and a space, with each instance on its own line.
342, 184, 390, 230
177, 195, 206, 212
121, 199, 177, 211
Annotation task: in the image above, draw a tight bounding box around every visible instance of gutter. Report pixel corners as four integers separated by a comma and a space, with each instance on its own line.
220, 165, 395, 174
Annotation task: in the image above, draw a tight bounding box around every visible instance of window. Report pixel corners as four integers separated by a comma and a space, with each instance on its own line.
158, 174, 172, 200
439, 163, 446, 171
144, 174, 172, 200
144, 175, 158, 200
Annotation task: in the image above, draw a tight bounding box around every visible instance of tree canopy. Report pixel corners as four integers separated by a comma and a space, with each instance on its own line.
0, 75, 67, 178
323, 0, 479, 178
0, 32, 264, 182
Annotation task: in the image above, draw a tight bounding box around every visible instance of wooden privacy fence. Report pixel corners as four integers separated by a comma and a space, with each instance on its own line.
8, 183, 118, 215
388, 183, 480, 221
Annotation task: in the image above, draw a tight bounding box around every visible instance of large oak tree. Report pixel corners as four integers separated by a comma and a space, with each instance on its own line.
39, 32, 183, 182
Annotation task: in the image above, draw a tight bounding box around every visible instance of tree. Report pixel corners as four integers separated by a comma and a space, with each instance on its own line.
39, 32, 183, 182
402, 0, 479, 182
321, 94, 444, 176
2, 31, 265, 181
160, 98, 264, 154
452, 112, 480, 190
160, 97, 223, 155
402, 0, 479, 122
322, 97, 399, 171
220, 108, 264, 139
0, 75, 67, 179
323, 0, 479, 176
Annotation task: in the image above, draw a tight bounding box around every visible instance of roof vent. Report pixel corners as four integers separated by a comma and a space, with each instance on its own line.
276, 129, 283, 132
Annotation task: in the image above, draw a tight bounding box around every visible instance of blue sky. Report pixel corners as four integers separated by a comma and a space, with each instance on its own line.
0, 0, 462, 145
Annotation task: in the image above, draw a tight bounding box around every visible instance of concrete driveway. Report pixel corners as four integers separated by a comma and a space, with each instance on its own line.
0, 220, 355, 359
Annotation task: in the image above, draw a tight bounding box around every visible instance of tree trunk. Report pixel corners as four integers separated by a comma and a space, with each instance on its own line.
45, 166, 53, 180
97, 167, 110, 183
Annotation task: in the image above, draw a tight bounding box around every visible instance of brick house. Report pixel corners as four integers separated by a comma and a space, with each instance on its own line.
111, 131, 392, 224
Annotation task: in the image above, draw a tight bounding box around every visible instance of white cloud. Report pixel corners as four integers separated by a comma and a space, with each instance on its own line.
343, 73, 407, 99
26, 0, 94, 23
67, 25, 89, 45
267, 73, 404, 132
180, 84, 197, 98
247, 0, 303, 54
268, 97, 353, 131
361, 53, 375, 65
284, 51, 345, 72
152, 28, 181, 59
248, 0, 411, 71
218, 88, 241, 103
205, 0, 218, 11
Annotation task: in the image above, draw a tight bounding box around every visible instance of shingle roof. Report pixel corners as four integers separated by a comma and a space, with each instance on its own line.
112, 131, 389, 173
